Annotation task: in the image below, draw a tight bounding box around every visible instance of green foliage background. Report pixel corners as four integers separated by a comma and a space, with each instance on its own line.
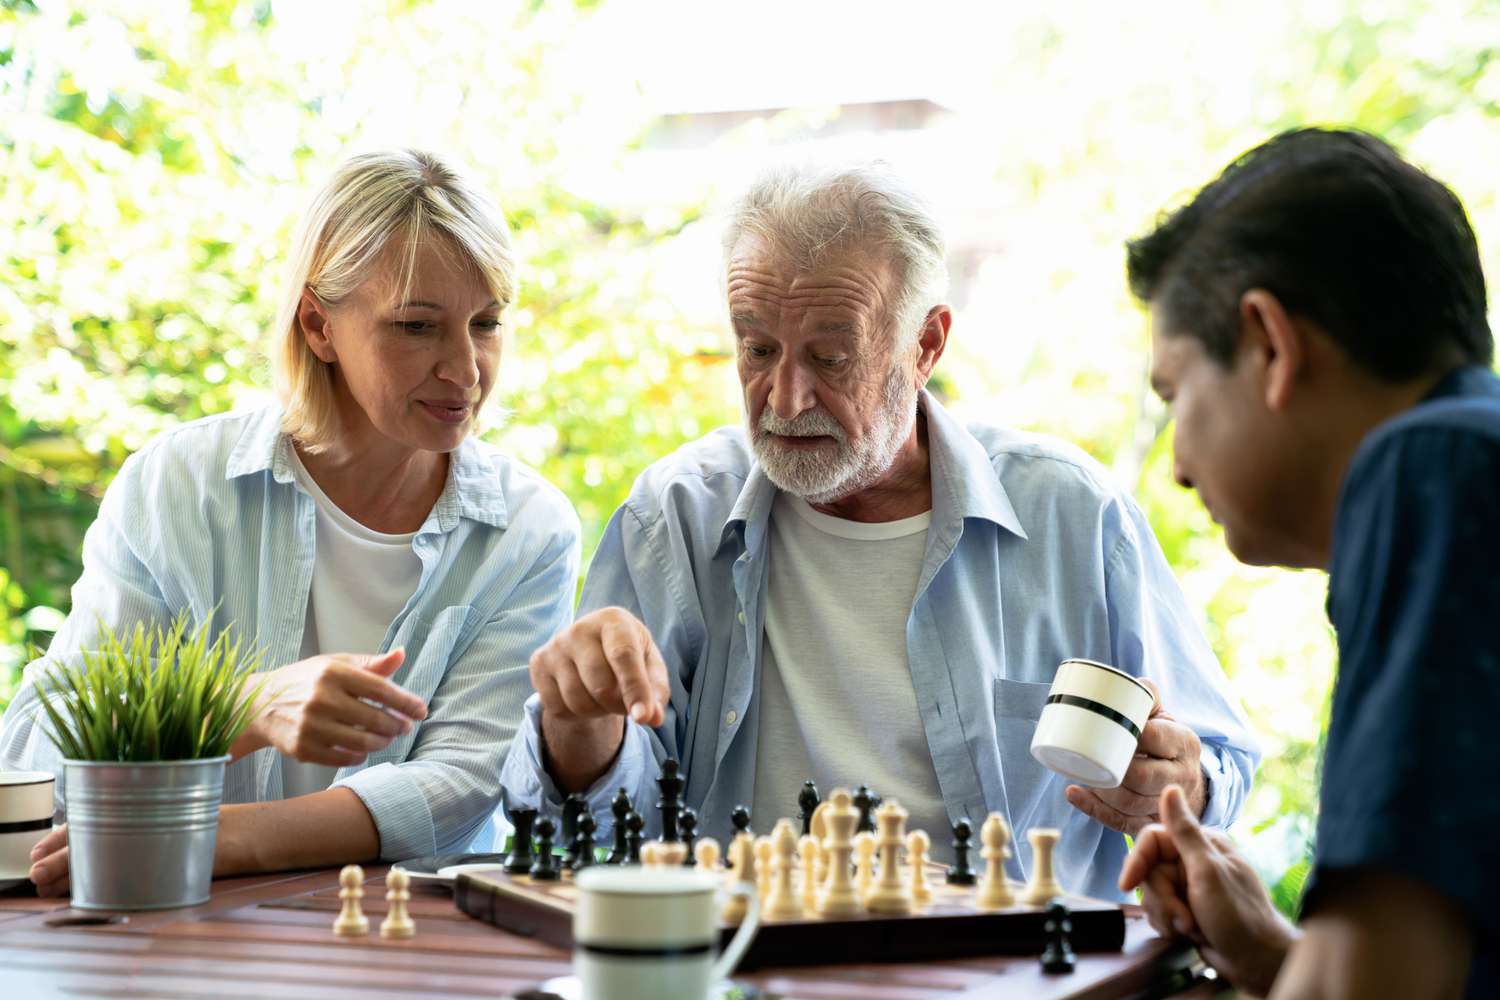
3, 0, 1497, 904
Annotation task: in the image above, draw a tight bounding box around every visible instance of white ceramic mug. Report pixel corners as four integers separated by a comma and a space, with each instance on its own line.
574, 865, 759, 1000
1030, 659, 1155, 787
0, 771, 56, 880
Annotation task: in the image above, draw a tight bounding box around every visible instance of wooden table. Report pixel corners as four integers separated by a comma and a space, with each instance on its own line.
0, 867, 1230, 999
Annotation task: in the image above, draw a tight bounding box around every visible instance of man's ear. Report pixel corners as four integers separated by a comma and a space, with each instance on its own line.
913, 305, 952, 386
1239, 289, 1304, 412
298, 288, 338, 364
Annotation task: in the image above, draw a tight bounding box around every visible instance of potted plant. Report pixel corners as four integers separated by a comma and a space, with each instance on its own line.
37, 613, 264, 910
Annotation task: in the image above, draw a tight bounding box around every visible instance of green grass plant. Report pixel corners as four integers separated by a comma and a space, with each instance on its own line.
37, 613, 265, 762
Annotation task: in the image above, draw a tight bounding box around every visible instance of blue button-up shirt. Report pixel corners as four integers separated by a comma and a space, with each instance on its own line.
1, 404, 579, 860
501, 391, 1258, 900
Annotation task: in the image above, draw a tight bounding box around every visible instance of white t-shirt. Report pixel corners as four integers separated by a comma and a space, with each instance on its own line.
751, 491, 950, 853
281, 448, 423, 798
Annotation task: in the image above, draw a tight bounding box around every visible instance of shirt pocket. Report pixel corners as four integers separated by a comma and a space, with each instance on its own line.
991, 677, 1053, 764
399, 604, 475, 699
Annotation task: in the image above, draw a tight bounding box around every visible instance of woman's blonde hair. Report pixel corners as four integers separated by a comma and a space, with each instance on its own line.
271, 148, 516, 450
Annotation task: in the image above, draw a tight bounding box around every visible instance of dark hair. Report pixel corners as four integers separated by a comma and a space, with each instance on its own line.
1126, 127, 1492, 379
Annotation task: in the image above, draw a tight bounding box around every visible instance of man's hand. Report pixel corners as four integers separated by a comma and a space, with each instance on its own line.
27, 824, 69, 897
1065, 678, 1205, 836
1119, 785, 1297, 996
530, 607, 671, 792
230, 649, 427, 766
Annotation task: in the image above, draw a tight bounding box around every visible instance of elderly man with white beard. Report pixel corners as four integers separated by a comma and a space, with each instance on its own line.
499, 164, 1259, 899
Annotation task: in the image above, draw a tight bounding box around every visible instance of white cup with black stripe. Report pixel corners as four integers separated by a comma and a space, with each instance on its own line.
574, 866, 759, 1000
1, 771, 56, 887
1030, 659, 1156, 788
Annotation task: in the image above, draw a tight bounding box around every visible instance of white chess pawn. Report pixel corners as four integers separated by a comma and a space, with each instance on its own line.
854, 831, 877, 904
656, 841, 689, 867
754, 835, 774, 901
975, 813, 1016, 910
1022, 828, 1066, 905
694, 836, 722, 872
817, 788, 862, 919
721, 833, 755, 925
381, 867, 415, 939
906, 829, 933, 907
765, 819, 803, 920
639, 841, 663, 868
865, 800, 913, 915
798, 834, 820, 912
333, 864, 369, 937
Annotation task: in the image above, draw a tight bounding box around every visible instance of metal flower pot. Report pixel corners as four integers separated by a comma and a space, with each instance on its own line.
63, 756, 229, 910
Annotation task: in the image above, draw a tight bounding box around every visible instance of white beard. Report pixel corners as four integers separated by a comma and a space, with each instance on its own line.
749, 365, 918, 504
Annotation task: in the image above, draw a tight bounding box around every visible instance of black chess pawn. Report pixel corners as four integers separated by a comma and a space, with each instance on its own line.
679, 807, 699, 867
947, 818, 977, 885
656, 758, 685, 843
797, 781, 820, 837
504, 809, 536, 874
730, 804, 752, 837
623, 810, 645, 865
572, 812, 598, 872
529, 817, 560, 881
854, 785, 876, 834
1040, 901, 1077, 974
607, 787, 632, 864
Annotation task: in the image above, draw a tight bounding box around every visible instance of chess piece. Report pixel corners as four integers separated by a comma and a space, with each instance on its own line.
1040, 900, 1077, 974
730, 804, 752, 838
640, 841, 664, 867
333, 864, 369, 936
809, 801, 832, 883
694, 836, 721, 872
1023, 828, 1066, 905
906, 829, 933, 907
798, 780, 820, 836
623, 810, 644, 864
853, 785, 876, 834
679, 807, 699, 866
504, 809, 536, 874
657, 841, 688, 866
799, 834, 820, 912
530, 817, 561, 880
721, 832, 755, 925
380, 868, 415, 939
572, 811, 598, 872
975, 812, 1016, 910
561, 793, 586, 857
947, 818, 977, 885
817, 788, 861, 918
853, 831, 877, 904
607, 788, 632, 864
865, 800, 913, 914
754, 835, 773, 901
765, 819, 803, 920
656, 758, 685, 843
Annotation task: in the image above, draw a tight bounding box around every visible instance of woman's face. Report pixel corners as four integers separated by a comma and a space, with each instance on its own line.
302, 239, 503, 456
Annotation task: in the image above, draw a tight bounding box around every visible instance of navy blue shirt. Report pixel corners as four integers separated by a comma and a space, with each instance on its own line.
1312, 365, 1500, 998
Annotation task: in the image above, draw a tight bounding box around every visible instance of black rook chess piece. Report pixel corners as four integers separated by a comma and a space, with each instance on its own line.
797, 781, 820, 836
679, 807, 698, 866
947, 818, 977, 885
529, 817, 560, 881
623, 810, 645, 865
656, 758, 685, 843
572, 812, 598, 872
854, 786, 877, 834
607, 788, 632, 864
504, 809, 536, 874
1040, 901, 1077, 974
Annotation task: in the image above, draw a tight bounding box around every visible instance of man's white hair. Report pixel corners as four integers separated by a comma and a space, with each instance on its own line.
722, 162, 950, 350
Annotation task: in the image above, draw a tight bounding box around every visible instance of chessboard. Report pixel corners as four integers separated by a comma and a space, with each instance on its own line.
453, 865, 1124, 971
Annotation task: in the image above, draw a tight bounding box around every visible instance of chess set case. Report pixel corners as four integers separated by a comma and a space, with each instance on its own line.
453, 867, 1125, 971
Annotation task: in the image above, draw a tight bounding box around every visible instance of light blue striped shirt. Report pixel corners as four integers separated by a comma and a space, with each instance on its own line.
0, 405, 579, 860
500, 391, 1259, 901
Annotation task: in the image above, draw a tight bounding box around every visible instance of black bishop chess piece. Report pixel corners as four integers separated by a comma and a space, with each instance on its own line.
572, 812, 598, 872
679, 807, 699, 866
623, 810, 645, 864
853, 786, 877, 834
947, 818, 977, 885
798, 781, 820, 836
656, 758, 685, 843
504, 809, 536, 874
529, 817, 560, 881
607, 788, 632, 864
1040, 900, 1077, 974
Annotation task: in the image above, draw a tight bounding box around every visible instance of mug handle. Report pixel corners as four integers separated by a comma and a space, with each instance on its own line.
710, 882, 760, 982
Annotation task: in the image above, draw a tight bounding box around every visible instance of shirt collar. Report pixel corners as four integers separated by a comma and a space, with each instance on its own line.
225, 405, 508, 533
717, 389, 1027, 554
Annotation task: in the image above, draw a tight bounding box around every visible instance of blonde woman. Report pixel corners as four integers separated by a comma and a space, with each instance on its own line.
0, 149, 580, 894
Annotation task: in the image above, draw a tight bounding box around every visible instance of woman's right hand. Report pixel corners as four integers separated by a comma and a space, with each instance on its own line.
230, 650, 429, 766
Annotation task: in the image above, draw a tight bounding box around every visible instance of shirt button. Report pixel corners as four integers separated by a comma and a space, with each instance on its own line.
725, 710, 738, 725
737, 611, 745, 625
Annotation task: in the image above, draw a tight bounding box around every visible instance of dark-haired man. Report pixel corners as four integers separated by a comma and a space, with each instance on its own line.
1120, 127, 1498, 999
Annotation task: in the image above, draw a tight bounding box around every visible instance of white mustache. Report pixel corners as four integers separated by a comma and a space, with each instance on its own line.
758, 408, 846, 442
